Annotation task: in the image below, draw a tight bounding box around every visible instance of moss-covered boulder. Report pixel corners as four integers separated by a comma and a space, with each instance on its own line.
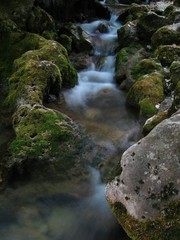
0, 0, 35, 30
115, 46, 148, 89
164, 4, 180, 23
173, 81, 180, 111
155, 45, 180, 66
117, 3, 148, 24
142, 111, 168, 135
151, 23, 180, 49
3, 32, 77, 102
58, 24, 93, 53
27, 6, 56, 34
58, 34, 72, 54
117, 20, 139, 48
170, 61, 180, 86
131, 58, 162, 81
137, 12, 170, 41
127, 73, 164, 117
105, 112, 180, 240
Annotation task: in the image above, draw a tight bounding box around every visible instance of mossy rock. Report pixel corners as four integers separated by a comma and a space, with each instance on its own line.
0, 32, 44, 80
170, 61, 180, 86
59, 24, 92, 53
42, 31, 58, 41
6, 58, 62, 108
151, 24, 180, 49
117, 20, 139, 48
110, 200, 180, 240
173, 81, 180, 111
164, 5, 180, 23
58, 34, 72, 54
115, 46, 147, 88
137, 12, 170, 41
142, 111, 168, 135
127, 73, 164, 117
10, 107, 72, 160
155, 45, 180, 66
131, 59, 162, 81
0, 0, 35, 30
27, 6, 55, 34
139, 98, 157, 118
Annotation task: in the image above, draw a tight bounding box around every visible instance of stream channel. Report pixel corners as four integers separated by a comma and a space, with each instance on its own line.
0, 5, 141, 240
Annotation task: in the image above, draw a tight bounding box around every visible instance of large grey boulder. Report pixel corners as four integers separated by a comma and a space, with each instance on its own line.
106, 112, 180, 239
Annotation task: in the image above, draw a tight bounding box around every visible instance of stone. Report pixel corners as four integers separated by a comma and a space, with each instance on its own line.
117, 20, 139, 48
137, 12, 170, 42
170, 61, 180, 86
155, 44, 180, 66
27, 6, 55, 34
151, 23, 180, 49
106, 112, 180, 240
115, 46, 148, 89
127, 72, 164, 117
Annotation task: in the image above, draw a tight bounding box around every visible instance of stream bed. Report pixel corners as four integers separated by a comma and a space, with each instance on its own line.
0, 7, 141, 240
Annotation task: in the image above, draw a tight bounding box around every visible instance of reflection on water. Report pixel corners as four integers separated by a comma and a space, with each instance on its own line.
0, 169, 130, 240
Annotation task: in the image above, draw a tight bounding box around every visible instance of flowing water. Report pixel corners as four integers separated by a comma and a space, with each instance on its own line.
0, 8, 141, 240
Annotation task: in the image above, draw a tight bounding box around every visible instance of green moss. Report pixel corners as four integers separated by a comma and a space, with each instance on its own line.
27, 6, 55, 34
142, 111, 168, 135
111, 200, 180, 240
174, 81, 180, 110
116, 48, 129, 69
155, 45, 180, 67
151, 26, 180, 49
131, 59, 162, 81
139, 98, 157, 118
42, 31, 58, 41
6, 59, 62, 108
58, 34, 72, 54
127, 73, 164, 117
10, 107, 72, 159
170, 61, 180, 86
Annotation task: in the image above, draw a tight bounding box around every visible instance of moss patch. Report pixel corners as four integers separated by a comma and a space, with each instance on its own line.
131, 59, 162, 81
10, 107, 72, 159
127, 73, 164, 117
111, 200, 180, 240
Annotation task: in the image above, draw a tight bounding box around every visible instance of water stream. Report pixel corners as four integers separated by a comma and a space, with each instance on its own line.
0, 8, 141, 240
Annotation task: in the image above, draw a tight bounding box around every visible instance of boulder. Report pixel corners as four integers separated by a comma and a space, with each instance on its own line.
105, 112, 180, 240
170, 61, 180, 86
115, 46, 148, 89
131, 58, 162, 81
58, 24, 93, 53
0, 0, 35, 30
117, 20, 139, 48
155, 44, 180, 66
27, 6, 56, 34
127, 72, 164, 117
164, 5, 180, 23
137, 12, 170, 42
117, 3, 148, 24
151, 23, 180, 49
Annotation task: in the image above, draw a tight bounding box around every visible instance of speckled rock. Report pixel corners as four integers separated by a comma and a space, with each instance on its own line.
105, 111, 180, 239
